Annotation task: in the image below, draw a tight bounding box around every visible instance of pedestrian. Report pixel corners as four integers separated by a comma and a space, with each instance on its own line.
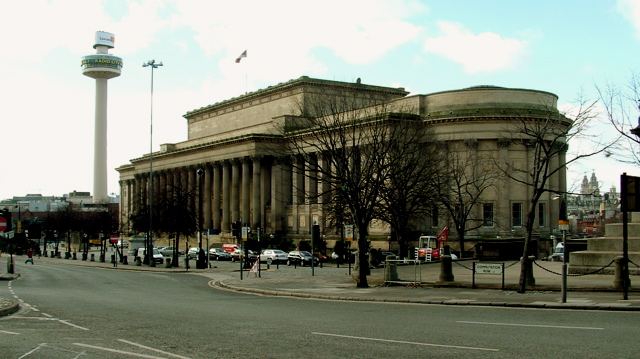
25, 248, 34, 265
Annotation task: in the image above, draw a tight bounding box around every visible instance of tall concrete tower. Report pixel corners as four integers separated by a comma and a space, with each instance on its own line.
81, 31, 122, 203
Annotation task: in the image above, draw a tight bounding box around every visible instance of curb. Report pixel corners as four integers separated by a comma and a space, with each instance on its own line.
215, 280, 640, 312
0, 300, 19, 317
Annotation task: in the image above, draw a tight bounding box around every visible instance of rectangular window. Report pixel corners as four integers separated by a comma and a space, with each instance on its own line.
483, 203, 494, 227
538, 203, 546, 227
512, 203, 523, 227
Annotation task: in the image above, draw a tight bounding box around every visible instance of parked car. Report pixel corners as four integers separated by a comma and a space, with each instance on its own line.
231, 249, 258, 262
131, 247, 164, 264
159, 246, 184, 257
209, 248, 231, 261
187, 247, 204, 259
259, 249, 288, 264
287, 251, 318, 266
548, 243, 564, 262
378, 251, 398, 265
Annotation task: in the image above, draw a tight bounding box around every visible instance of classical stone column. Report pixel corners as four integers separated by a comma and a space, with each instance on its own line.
261, 158, 272, 231
204, 164, 212, 231
188, 166, 196, 217
232, 159, 241, 223
212, 162, 222, 231
252, 157, 261, 230
497, 139, 511, 233
222, 161, 231, 231
158, 171, 167, 211
306, 154, 318, 204
242, 157, 251, 226
271, 157, 292, 233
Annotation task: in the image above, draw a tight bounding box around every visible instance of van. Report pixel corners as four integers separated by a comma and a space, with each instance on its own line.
222, 243, 239, 254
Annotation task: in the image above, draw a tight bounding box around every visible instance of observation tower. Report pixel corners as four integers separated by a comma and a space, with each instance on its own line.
81, 31, 122, 203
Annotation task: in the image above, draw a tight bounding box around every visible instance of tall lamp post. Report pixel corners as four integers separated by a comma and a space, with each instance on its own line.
143, 60, 162, 267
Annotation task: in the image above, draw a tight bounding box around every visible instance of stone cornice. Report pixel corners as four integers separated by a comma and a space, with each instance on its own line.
183, 76, 409, 119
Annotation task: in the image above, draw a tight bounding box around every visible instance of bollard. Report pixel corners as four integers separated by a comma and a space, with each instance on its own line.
65, 252, 71, 259
99, 254, 105, 263
111, 254, 116, 264
90, 253, 95, 262
72, 252, 77, 260
51, 251, 55, 258
165, 258, 172, 268
82, 253, 87, 261
43, 251, 48, 257
613, 256, 629, 290
7, 256, 15, 274
439, 255, 454, 282
123, 255, 128, 265
526, 256, 536, 287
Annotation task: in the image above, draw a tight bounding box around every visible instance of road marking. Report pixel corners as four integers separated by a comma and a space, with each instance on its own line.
18, 343, 47, 359
73, 343, 168, 358
119, 339, 193, 359
312, 332, 499, 352
458, 321, 604, 330
0, 330, 20, 335
59, 320, 89, 330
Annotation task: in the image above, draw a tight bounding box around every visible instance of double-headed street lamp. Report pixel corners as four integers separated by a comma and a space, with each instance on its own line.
143, 60, 162, 267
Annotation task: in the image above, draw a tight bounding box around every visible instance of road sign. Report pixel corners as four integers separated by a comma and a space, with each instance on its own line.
345, 225, 354, 241
110, 234, 119, 244
0, 217, 6, 232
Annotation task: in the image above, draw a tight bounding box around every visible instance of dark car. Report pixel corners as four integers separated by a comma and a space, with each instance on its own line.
209, 248, 232, 261
287, 251, 318, 267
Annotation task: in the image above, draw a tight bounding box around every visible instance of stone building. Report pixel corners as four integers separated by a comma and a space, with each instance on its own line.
116, 76, 568, 246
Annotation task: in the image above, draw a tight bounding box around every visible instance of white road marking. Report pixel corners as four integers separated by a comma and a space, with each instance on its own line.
119, 339, 193, 359
58, 320, 89, 330
17, 343, 46, 359
73, 343, 173, 358
312, 332, 499, 352
0, 330, 20, 335
458, 321, 604, 330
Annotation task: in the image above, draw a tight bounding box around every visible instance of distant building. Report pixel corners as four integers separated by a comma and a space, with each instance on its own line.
566, 172, 619, 236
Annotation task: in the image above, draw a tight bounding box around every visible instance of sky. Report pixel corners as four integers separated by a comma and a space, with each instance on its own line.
1, 0, 640, 201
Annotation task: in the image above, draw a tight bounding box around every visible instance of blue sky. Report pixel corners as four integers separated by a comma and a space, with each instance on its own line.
1, 0, 639, 201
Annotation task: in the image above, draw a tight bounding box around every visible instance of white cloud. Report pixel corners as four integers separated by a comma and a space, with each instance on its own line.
618, 0, 640, 39
423, 21, 529, 73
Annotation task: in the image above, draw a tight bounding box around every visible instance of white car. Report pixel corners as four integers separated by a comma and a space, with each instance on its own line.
259, 249, 288, 264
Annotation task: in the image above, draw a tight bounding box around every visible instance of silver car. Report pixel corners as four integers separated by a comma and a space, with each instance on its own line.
259, 249, 288, 264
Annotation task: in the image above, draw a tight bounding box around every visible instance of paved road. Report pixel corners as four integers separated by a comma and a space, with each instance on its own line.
2, 257, 640, 358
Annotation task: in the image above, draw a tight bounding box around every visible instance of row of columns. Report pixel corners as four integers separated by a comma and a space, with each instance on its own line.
120, 154, 331, 236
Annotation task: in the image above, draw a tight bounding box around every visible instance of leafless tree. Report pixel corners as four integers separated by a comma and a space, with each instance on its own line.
280, 93, 440, 287
499, 96, 605, 293
597, 73, 640, 165
434, 142, 499, 254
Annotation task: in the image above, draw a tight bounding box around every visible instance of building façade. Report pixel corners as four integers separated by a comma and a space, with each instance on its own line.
116, 76, 568, 251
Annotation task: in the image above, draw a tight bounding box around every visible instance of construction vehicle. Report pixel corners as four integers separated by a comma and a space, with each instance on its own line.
415, 227, 451, 261
415, 235, 440, 261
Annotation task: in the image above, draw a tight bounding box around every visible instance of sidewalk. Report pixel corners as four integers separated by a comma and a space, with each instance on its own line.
2, 253, 640, 313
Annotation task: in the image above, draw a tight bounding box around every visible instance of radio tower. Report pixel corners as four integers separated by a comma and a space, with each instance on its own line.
81, 31, 122, 203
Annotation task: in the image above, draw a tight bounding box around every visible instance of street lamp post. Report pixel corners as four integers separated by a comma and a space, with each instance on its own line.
197, 168, 204, 269
142, 60, 162, 267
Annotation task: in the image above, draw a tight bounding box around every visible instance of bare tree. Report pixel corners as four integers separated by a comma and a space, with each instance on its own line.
281, 93, 434, 287
597, 73, 640, 165
375, 121, 443, 257
499, 96, 605, 293
434, 142, 499, 255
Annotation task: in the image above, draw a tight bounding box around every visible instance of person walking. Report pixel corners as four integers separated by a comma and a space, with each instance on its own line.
25, 248, 34, 265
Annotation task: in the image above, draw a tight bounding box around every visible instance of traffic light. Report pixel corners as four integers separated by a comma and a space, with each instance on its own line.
232, 221, 242, 239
